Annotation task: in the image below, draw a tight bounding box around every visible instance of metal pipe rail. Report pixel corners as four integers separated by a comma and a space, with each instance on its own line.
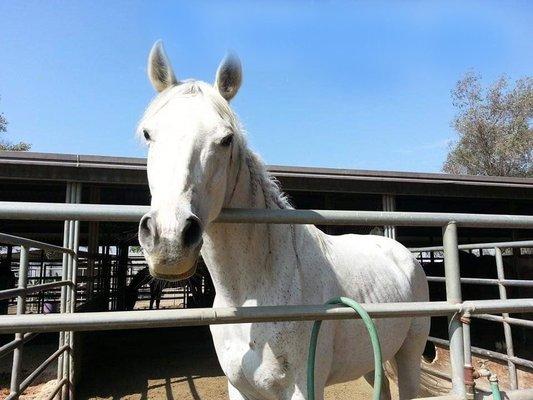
1, 201, 533, 228
1, 200, 533, 399
409, 240, 533, 252
428, 336, 533, 370
0, 333, 38, 360
426, 276, 533, 288
5, 345, 69, 400
473, 314, 533, 329
0, 299, 532, 334
0, 232, 76, 256
0, 280, 73, 301
45, 378, 68, 400
412, 239, 533, 391
0, 187, 81, 400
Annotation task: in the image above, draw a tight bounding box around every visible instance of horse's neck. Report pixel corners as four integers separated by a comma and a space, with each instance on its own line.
202, 151, 298, 306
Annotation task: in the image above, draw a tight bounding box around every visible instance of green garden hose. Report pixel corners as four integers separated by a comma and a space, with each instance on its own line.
490, 379, 502, 400
307, 297, 383, 400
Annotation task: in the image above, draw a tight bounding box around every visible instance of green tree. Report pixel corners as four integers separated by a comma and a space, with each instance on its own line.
0, 97, 31, 151
443, 73, 532, 177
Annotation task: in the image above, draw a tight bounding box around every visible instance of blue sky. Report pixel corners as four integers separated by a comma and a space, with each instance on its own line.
1, 1, 531, 172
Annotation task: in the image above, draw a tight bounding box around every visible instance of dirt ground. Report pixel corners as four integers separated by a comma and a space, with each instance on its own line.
0, 334, 58, 400
1, 327, 378, 400
7, 325, 482, 400
76, 326, 379, 400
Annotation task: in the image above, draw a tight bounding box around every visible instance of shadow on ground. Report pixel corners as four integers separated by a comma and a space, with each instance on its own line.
77, 326, 228, 400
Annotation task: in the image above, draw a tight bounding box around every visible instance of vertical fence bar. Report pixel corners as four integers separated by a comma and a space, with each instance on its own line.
62, 182, 77, 399
461, 311, 474, 399
9, 245, 29, 398
495, 247, 518, 389
58, 182, 72, 399
68, 182, 81, 400
442, 221, 466, 398
382, 195, 396, 240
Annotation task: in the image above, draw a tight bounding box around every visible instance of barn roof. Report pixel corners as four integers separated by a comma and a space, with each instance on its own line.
1, 151, 532, 199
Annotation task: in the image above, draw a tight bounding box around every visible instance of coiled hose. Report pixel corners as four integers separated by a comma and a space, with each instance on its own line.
307, 297, 383, 400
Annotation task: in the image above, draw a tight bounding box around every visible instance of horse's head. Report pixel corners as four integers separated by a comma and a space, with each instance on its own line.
138, 41, 243, 281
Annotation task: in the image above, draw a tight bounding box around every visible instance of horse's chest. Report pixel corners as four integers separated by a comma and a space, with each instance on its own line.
210, 323, 296, 397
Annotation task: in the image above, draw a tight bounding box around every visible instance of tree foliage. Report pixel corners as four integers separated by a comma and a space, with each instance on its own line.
443, 73, 532, 177
0, 97, 31, 151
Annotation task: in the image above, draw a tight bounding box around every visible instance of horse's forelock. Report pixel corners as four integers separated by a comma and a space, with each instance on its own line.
136, 80, 239, 140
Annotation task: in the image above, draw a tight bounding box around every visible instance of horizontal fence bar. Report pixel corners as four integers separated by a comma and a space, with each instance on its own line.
473, 314, 533, 329
410, 240, 533, 252
0, 232, 76, 256
421, 364, 453, 381
5, 344, 69, 400
426, 276, 533, 288
0, 280, 73, 301
0, 299, 532, 334
428, 336, 533, 370
0, 333, 38, 360
1, 201, 533, 228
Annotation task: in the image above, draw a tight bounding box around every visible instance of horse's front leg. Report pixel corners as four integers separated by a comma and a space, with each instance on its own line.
228, 382, 255, 400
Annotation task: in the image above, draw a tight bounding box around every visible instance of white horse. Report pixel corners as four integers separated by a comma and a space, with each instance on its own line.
137, 41, 430, 400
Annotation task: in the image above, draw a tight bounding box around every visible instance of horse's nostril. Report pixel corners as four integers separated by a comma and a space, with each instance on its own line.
183, 216, 202, 248
140, 214, 153, 234
139, 213, 157, 250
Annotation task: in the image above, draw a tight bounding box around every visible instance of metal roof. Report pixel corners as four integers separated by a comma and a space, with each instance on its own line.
1, 151, 532, 199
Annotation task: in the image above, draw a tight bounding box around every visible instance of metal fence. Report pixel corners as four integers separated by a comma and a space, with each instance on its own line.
1, 194, 533, 400
410, 240, 533, 391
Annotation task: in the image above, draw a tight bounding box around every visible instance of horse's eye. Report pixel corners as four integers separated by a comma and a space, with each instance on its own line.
143, 129, 151, 141
220, 134, 234, 147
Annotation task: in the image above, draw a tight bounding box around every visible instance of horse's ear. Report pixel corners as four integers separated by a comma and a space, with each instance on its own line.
148, 40, 178, 92
214, 53, 242, 101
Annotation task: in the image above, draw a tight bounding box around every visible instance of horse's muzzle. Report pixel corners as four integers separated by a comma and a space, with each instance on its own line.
139, 209, 203, 281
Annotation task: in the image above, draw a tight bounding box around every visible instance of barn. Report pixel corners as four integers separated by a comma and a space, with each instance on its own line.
1, 150, 532, 399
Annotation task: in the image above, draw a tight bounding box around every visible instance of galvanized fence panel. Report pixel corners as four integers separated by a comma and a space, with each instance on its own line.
0, 200, 532, 400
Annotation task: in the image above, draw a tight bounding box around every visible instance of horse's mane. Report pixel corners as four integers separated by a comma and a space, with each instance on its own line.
138, 80, 292, 211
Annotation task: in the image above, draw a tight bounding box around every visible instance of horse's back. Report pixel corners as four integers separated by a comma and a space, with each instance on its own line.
324, 232, 428, 302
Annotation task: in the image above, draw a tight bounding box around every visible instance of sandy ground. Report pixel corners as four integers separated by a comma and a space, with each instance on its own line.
0, 335, 58, 400
0, 327, 376, 400
0, 327, 449, 400
76, 327, 377, 400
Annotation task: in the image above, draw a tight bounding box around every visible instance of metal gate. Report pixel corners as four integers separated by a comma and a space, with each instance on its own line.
1, 193, 533, 400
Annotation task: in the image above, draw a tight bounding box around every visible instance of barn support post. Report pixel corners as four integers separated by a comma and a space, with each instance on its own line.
495, 247, 518, 390
442, 222, 466, 398
9, 245, 29, 398
382, 194, 396, 239
116, 242, 129, 311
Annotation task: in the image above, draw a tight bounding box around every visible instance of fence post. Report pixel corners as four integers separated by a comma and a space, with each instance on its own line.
442, 221, 466, 398
68, 182, 81, 400
9, 245, 29, 398
461, 311, 474, 399
58, 182, 72, 399
495, 247, 518, 389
